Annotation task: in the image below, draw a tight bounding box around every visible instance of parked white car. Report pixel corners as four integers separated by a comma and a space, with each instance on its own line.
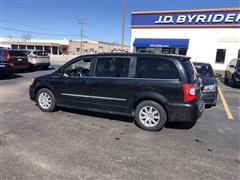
24, 50, 50, 70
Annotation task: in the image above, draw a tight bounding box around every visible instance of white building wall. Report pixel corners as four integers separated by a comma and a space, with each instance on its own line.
131, 28, 240, 70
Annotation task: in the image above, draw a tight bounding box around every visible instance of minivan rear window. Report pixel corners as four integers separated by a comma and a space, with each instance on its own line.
183, 61, 198, 81
135, 57, 180, 79
33, 51, 48, 56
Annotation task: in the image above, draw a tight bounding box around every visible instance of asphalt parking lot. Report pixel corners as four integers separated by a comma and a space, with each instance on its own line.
0, 66, 239, 180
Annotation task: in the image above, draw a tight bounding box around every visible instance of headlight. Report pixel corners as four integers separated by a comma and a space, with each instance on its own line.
31, 78, 36, 86
203, 84, 216, 92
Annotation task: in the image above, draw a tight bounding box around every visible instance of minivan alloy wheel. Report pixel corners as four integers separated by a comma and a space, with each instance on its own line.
38, 92, 52, 109
139, 106, 160, 127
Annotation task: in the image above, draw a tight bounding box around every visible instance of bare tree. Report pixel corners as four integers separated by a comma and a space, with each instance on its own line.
22, 33, 32, 40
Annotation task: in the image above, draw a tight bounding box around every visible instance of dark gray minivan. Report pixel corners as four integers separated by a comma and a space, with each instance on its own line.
30, 53, 204, 131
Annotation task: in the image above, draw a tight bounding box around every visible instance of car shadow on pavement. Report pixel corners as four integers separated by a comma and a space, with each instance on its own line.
164, 120, 197, 130
60, 107, 197, 129
0, 74, 22, 80
60, 107, 134, 124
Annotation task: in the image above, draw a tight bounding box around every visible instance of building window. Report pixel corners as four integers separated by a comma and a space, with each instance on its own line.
11, 45, 18, 49
84, 49, 88, 55
27, 45, 34, 50
89, 49, 94, 54
136, 47, 155, 54
162, 48, 175, 54
215, 49, 226, 64
238, 49, 240, 58
99, 47, 103, 53
179, 48, 187, 55
19, 45, 26, 49
52, 46, 58, 55
76, 48, 80, 52
36, 46, 43, 50
44, 46, 51, 54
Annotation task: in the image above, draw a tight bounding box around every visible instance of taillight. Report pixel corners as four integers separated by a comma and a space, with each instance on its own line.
3, 50, 11, 60
183, 84, 196, 102
30, 55, 37, 58
3, 51, 14, 66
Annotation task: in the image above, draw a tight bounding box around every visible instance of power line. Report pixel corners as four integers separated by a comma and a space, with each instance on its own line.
2, 20, 77, 34
1, 27, 80, 37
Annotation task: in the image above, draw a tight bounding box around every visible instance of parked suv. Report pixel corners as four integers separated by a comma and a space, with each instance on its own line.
225, 58, 240, 87
0, 50, 14, 78
0, 49, 29, 71
194, 62, 218, 107
29, 53, 204, 131
23, 50, 50, 70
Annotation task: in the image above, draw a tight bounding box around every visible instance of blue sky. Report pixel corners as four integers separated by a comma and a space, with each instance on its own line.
1, 0, 239, 45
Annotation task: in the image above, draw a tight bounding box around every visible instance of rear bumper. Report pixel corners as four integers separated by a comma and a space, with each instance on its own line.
30, 62, 50, 67
167, 100, 204, 122
14, 64, 29, 70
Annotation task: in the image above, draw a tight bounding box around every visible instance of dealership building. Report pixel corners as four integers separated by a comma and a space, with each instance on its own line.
131, 8, 240, 70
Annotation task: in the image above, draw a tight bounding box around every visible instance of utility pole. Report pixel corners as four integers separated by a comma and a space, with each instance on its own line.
79, 19, 86, 55
121, 0, 126, 51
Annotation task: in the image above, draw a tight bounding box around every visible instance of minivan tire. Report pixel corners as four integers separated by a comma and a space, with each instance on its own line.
135, 100, 167, 131
36, 88, 57, 112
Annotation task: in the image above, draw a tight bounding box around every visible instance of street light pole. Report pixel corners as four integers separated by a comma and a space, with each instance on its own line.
121, 0, 126, 51
79, 18, 86, 55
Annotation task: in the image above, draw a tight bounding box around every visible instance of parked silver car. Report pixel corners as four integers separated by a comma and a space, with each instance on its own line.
24, 50, 50, 70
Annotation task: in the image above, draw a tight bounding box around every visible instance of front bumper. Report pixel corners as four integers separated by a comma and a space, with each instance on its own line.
29, 85, 36, 101
202, 91, 217, 105
233, 74, 240, 86
167, 100, 204, 122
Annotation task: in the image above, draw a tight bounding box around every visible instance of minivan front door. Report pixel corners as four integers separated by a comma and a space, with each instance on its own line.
58, 58, 93, 109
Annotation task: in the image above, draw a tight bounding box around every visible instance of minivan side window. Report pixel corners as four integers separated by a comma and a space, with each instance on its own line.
95, 57, 130, 77
63, 58, 91, 77
135, 57, 179, 79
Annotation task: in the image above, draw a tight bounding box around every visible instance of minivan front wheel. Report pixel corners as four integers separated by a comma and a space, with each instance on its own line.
36, 88, 56, 112
135, 100, 167, 131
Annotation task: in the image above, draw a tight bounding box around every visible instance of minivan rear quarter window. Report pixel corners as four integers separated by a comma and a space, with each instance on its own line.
135, 57, 180, 79
95, 57, 130, 77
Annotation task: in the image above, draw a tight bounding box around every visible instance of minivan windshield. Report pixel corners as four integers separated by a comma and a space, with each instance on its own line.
194, 63, 214, 77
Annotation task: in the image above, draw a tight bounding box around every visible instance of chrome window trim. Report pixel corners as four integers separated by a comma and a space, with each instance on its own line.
61, 93, 127, 101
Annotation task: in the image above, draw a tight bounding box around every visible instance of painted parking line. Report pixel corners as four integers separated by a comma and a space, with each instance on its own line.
218, 87, 234, 120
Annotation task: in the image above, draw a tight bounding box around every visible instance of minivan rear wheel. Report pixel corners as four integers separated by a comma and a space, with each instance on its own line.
36, 88, 56, 112
135, 100, 167, 131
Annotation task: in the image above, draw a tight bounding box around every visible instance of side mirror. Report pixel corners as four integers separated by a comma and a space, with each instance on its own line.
63, 73, 69, 77
56, 68, 63, 76
229, 65, 235, 68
